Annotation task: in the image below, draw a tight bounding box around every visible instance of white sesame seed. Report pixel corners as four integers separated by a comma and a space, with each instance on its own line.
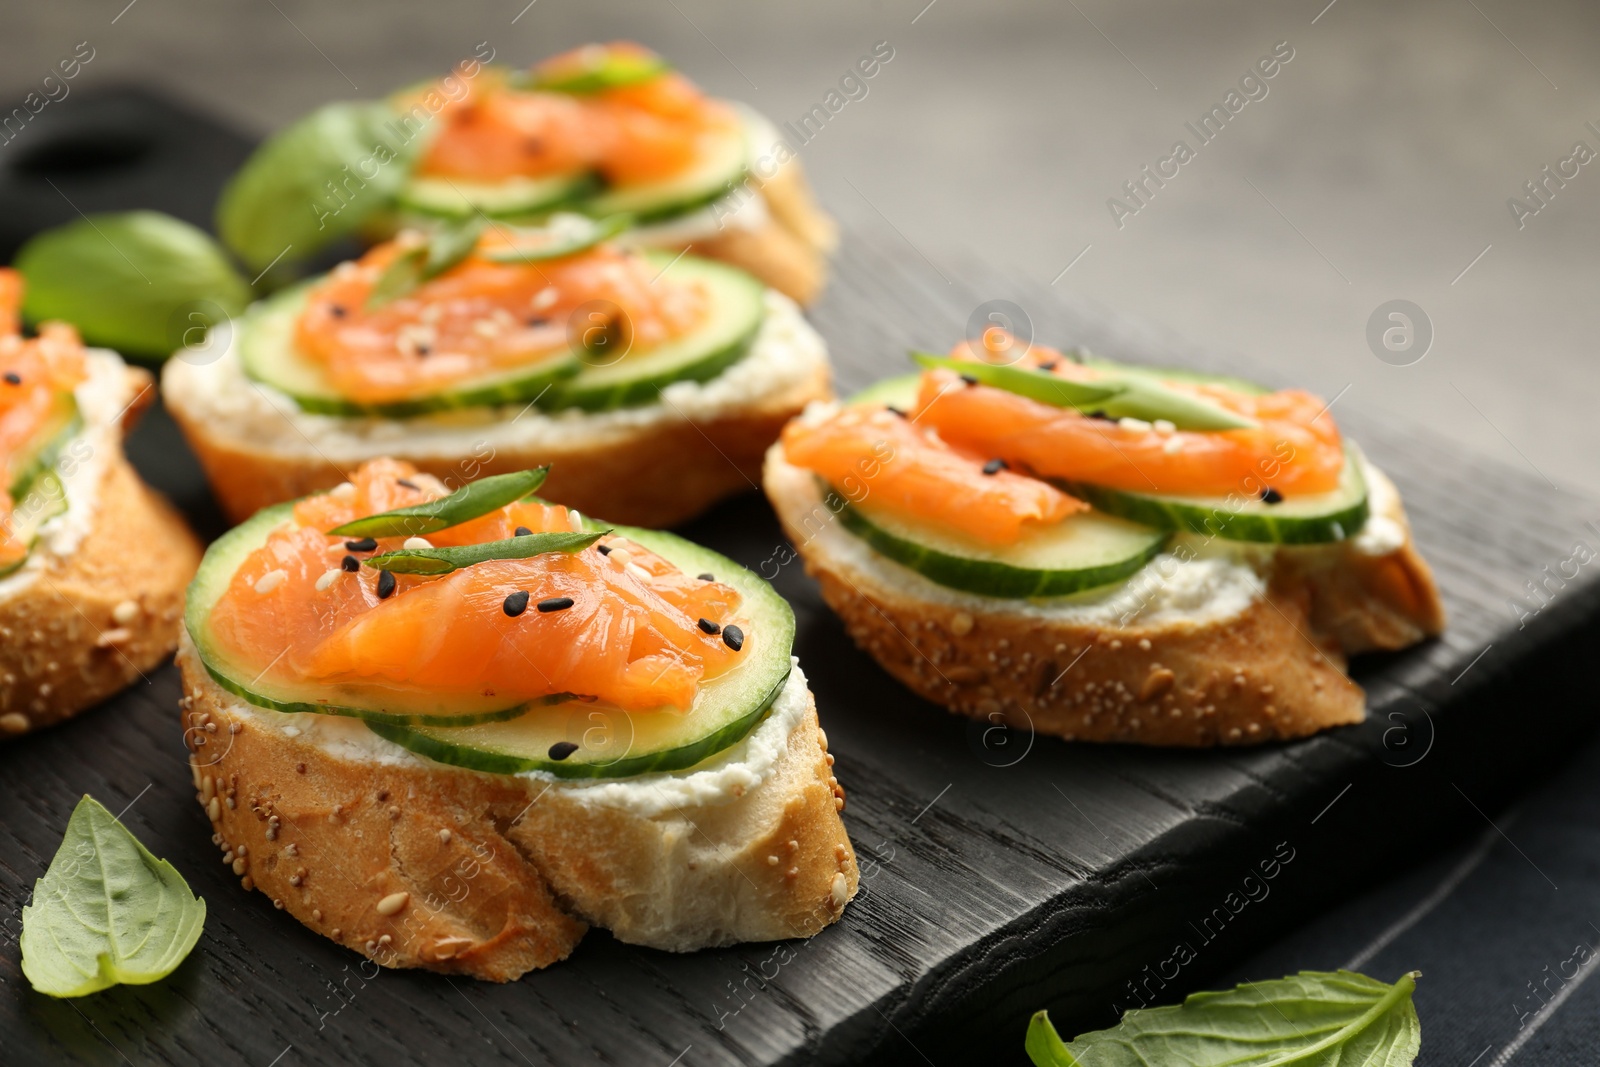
1153, 419, 1177, 434
625, 562, 652, 583
376, 891, 410, 916
254, 569, 288, 595
402, 537, 433, 550
315, 569, 342, 592
531, 287, 558, 310
111, 600, 140, 625
1118, 417, 1152, 433
831, 872, 849, 908
1163, 436, 1185, 454
607, 547, 632, 567
331, 482, 357, 498
567, 510, 583, 532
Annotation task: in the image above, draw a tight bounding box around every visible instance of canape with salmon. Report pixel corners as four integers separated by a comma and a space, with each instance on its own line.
0, 269, 200, 737
178, 459, 855, 979
162, 216, 830, 526
763, 336, 1445, 745
219, 42, 836, 305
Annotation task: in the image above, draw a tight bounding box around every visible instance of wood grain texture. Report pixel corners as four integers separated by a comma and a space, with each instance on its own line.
1, 96, 1597, 1067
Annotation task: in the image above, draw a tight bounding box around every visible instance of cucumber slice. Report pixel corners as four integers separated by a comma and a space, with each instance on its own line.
7, 398, 81, 499
580, 124, 747, 222
0, 470, 68, 578
396, 172, 600, 221
539, 251, 765, 411
1058, 446, 1370, 545
846, 373, 919, 409
238, 283, 581, 418
528, 50, 671, 95
367, 524, 793, 778
828, 481, 1167, 599
185, 498, 794, 776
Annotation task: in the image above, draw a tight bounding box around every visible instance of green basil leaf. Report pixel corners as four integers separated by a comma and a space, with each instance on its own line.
483, 213, 634, 264
19, 796, 206, 998
1025, 970, 1421, 1067
1090, 379, 1260, 432
422, 217, 486, 278
911, 351, 1122, 408
326, 468, 550, 537
912, 351, 1258, 432
14, 211, 252, 362
364, 244, 427, 310
526, 50, 670, 94
367, 529, 605, 575
217, 100, 426, 277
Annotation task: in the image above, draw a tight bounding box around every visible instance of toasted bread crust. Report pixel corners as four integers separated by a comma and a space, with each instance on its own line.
764, 445, 1444, 747
0, 370, 201, 737
168, 356, 831, 527
177, 644, 857, 981
682, 165, 836, 306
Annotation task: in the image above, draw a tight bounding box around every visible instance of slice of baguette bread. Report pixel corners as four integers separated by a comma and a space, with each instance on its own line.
764, 441, 1444, 747
177, 643, 858, 981
0, 354, 202, 737
161, 288, 832, 527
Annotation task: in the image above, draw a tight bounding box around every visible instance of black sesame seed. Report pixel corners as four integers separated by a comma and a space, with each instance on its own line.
722, 625, 744, 652
415, 344, 432, 357
1037, 360, 1058, 372
1260, 487, 1284, 504
396, 478, 419, 490
596, 543, 612, 555
697, 618, 721, 635
1085, 409, 1115, 421
377, 570, 397, 599
982, 458, 1008, 476
514, 526, 534, 537
526, 316, 550, 327
2, 372, 20, 386
344, 537, 377, 552
340, 554, 360, 572
537, 596, 575, 613
503, 590, 530, 617
547, 740, 579, 761
886, 405, 908, 419
959, 374, 979, 386
329, 305, 347, 318
697, 572, 715, 582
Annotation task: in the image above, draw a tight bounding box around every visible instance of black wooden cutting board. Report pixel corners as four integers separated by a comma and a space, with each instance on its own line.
1, 90, 1597, 1067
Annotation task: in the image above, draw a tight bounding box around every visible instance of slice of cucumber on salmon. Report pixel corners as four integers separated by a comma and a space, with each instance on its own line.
241, 250, 765, 417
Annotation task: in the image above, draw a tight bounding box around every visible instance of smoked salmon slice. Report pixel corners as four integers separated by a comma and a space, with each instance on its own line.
914, 340, 1346, 498
293, 233, 709, 404
417, 42, 739, 186
206, 459, 741, 714
781, 405, 1084, 546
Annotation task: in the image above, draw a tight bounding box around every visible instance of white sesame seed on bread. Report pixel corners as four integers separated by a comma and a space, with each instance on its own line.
763, 441, 1444, 747
0, 357, 200, 738
177, 643, 858, 981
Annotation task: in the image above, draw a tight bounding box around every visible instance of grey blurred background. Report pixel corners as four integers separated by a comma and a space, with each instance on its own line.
7, 0, 1597, 495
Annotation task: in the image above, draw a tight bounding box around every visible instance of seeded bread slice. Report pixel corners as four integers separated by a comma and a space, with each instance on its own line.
0, 364, 201, 737
176, 641, 858, 981
763, 442, 1444, 747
